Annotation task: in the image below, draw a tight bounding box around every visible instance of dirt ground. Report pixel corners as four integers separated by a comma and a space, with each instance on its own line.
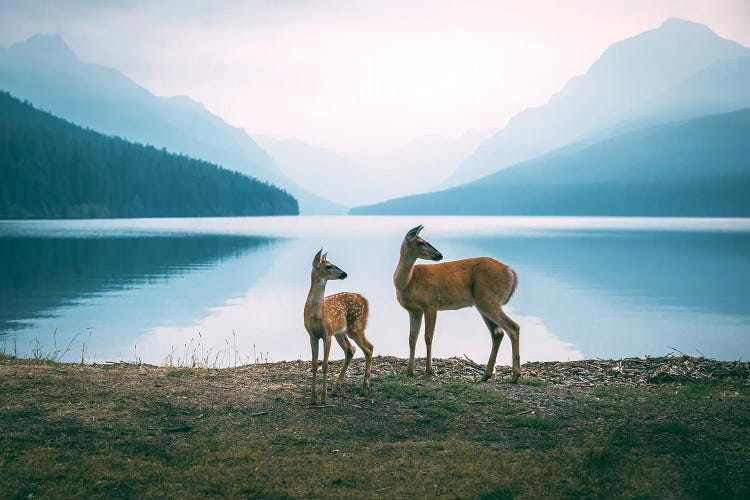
1, 354, 749, 498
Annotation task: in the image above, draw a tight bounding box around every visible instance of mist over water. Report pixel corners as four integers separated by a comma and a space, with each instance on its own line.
1, 216, 749, 366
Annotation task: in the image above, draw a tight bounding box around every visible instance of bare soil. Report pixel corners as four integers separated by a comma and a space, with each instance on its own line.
1, 353, 749, 499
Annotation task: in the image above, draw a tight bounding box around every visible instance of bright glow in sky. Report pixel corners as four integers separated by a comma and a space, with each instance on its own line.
1, 0, 748, 150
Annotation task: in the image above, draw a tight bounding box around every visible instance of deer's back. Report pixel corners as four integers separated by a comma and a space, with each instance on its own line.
405, 257, 517, 310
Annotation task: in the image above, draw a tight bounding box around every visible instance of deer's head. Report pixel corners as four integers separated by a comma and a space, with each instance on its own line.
401, 225, 443, 261
312, 249, 348, 280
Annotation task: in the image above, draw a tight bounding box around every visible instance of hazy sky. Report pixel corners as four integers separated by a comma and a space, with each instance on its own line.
1, 0, 748, 151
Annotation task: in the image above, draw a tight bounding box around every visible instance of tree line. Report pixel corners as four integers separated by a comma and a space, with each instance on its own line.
0, 91, 298, 218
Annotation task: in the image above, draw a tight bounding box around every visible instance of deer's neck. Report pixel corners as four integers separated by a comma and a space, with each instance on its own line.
393, 252, 417, 291
305, 274, 327, 320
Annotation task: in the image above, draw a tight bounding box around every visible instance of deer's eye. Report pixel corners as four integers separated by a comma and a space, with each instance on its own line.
417, 241, 425, 247
326, 265, 333, 269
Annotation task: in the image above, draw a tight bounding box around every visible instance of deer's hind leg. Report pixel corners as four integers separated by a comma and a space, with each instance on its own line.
424, 307, 437, 377
479, 307, 521, 382
476, 290, 521, 382
479, 313, 505, 382
499, 309, 521, 383
348, 321, 373, 395
332, 330, 355, 395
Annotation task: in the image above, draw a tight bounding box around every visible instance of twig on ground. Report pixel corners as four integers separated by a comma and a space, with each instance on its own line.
462, 354, 485, 372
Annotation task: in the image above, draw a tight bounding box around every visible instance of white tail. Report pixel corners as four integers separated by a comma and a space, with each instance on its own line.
393, 225, 521, 382
304, 249, 373, 404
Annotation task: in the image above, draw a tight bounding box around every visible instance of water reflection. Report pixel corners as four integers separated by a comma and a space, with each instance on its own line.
0, 233, 276, 362
464, 231, 750, 360
1, 217, 748, 365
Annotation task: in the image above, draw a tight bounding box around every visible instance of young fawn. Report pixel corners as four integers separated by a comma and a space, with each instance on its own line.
393, 225, 521, 382
304, 249, 373, 404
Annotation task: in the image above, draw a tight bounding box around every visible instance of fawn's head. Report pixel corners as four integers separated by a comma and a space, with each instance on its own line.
401, 225, 443, 261
312, 249, 348, 280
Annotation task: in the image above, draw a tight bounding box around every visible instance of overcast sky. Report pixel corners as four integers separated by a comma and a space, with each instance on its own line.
1, 0, 748, 151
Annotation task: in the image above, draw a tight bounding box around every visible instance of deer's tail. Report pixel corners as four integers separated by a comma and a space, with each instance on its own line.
503, 267, 518, 305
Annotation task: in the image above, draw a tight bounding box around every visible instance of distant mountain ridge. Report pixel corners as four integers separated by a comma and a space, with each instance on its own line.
0, 34, 343, 214
351, 109, 750, 217
443, 18, 750, 188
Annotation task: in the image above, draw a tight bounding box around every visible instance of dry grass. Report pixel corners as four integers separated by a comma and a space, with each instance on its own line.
2, 353, 749, 498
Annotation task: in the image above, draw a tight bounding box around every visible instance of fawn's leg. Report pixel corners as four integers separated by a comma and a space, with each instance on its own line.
332, 332, 354, 395
310, 335, 319, 404
350, 330, 374, 395
321, 336, 332, 404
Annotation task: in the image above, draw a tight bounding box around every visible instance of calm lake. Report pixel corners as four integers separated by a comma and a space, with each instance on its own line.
1, 216, 749, 367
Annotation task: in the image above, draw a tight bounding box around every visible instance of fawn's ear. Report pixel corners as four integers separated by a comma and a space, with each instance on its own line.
404, 225, 424, 241
313, 248, 323, 269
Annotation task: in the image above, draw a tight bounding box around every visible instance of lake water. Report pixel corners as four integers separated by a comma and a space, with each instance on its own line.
1, 216, 749, 367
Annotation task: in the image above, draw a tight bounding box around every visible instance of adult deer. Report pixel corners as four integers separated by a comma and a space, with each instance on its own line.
304, 249, 373, 404
393, 225, 521, 382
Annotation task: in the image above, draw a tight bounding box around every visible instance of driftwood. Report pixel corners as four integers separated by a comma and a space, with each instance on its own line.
345, 354, 750, 387
518, 354, 750, 386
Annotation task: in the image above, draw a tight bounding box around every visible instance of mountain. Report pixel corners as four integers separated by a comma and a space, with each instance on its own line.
257, 128, 497, 206
351, 109, 750, 216
443, 18, 750, 188
0, 91, 298, 218
596, 55, 750, 140
0, 34, 340, 214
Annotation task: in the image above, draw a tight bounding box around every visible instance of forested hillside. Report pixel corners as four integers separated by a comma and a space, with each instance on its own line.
0, 92, 298, 218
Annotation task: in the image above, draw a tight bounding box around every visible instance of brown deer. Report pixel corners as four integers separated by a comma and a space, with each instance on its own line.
304, 249, 373, 404
393, 225, 521, 382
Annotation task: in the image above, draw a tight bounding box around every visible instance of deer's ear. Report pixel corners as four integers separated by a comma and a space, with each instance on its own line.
313, 248, 323, 269
405, 225, 424, 241
321, 252, 328, 262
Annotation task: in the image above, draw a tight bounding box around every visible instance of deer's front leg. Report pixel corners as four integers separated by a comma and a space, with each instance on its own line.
424, 307, 437, 377
310, 335, 319, 404
321, 335, 332, 404
407, 309, 422, 376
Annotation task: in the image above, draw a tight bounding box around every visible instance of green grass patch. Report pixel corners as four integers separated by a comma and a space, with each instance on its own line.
271, 434, 313, 450
583, 444, 624, 471
592, 385, 641, 399
376, 374, 506, 405
648, 421, 697, 436
517, 377, 545, 386
166, 368, 198, 377
505, 415, 564, 431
